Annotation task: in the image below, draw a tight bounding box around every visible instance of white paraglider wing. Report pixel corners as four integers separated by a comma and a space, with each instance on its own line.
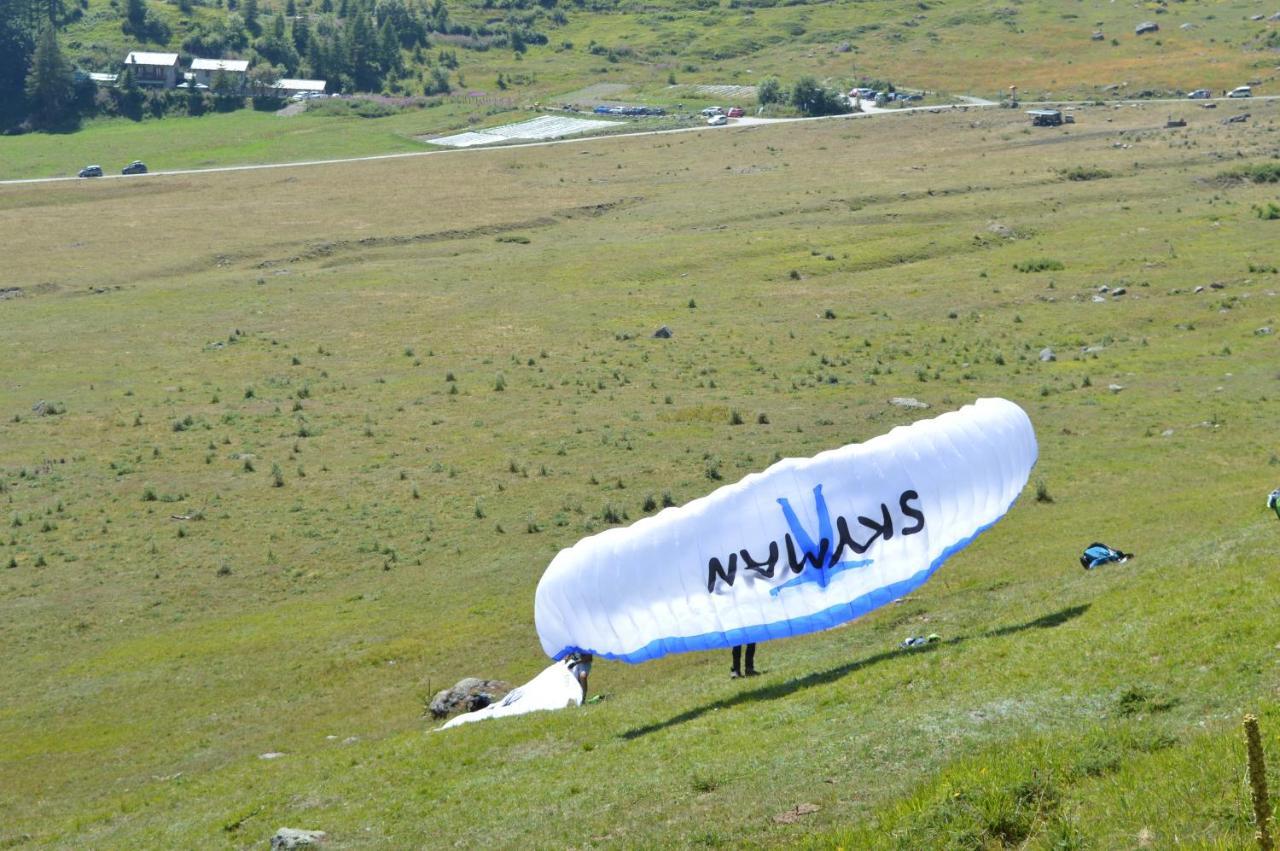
438, 661, 583, 730
535, 397, 1037, 663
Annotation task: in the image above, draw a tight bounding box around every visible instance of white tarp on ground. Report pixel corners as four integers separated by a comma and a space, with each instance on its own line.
681, 84, 758, 100
437, 661, 583, 730
428, 115, 622, 147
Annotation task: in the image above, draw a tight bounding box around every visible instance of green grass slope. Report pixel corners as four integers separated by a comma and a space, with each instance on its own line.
2, 99, 1280, 847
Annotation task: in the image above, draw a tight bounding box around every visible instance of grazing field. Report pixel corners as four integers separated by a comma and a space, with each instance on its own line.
3, 99, 1280, 848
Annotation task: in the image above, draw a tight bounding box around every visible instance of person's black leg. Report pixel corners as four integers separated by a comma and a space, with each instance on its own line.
744, 643, 757, 675
731, 645, 742, 677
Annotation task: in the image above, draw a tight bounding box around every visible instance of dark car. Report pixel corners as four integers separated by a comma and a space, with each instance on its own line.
1027, 108, 1063, 127
122, 161, 148, 175
1187, 89, 1212, 99
77, 164, 103, 178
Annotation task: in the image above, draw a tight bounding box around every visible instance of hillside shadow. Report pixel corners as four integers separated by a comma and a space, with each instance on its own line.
618, 603, 1090, 740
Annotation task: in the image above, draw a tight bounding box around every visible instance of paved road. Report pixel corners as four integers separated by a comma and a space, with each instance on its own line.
2, 94, 1271, 187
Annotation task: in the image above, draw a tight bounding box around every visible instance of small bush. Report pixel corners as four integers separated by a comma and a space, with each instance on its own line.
1035, 480, 1053, 503
1225, 162, 1280, 184
1013, 258, 1064, 273
691, 773, 719, 793
1059, 166, 1112, 181
496, 235, 531, 244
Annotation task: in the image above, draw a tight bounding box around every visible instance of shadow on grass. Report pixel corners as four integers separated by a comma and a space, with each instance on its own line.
618, 603, 1090, 741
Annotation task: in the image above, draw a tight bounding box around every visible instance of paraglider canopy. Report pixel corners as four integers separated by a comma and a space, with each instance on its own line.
535, 398, 1038, 663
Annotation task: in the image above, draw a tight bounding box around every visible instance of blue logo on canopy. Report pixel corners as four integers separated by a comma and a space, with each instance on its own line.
772, 485, 872, 595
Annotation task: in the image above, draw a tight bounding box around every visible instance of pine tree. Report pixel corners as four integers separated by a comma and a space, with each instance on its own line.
243, 0, 259, 35
0, 4, 36, 118
186, 78, 205, 115
292, 12, 310, 53
285, 0, 296, 14
124, 0, 146, 30
24, 24, 73, 128
378, 17, 400, 74
345, 9, 376, 90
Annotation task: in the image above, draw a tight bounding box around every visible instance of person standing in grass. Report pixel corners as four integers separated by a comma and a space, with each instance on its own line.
730, 643, 757, 678
567, 651, 593, 699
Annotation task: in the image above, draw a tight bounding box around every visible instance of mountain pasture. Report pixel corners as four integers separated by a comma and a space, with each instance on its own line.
3, 100, 1280, 847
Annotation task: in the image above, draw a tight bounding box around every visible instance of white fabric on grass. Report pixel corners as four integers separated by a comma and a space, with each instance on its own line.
438, 661, 583, 730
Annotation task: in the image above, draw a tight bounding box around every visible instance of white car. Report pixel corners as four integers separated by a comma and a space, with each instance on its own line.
707, 114, 728, 126
700, 107, 725, 117
1227, 86, 1253, 98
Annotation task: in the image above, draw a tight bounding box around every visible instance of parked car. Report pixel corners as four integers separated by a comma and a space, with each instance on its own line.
700, 106, 725, 117
1026, 109, 1063, 127
77, 165, 103, 178
121, 160, 147, 175
897, 92, 923, 101
1228, 86, 1253, 98
1187, 89, 1212, 99
707, 114, 728, 126
726, 107, 744, 118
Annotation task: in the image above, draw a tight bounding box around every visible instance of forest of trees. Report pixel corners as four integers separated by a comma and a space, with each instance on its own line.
2, 0, 557, 130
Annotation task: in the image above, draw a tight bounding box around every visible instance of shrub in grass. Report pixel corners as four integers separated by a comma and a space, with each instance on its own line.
642, 494, 657, 512
1013, 258, 1064, 273
142, 487, 157, 502
1059, 166, 1112, 181
244, 386, 255, 399
271, 463, 284, 487
1223, 162, 1280, 183
757, 412, 770, 424
1256, 202, 1280, 221
1035, 480, 1053, 503
729, 409, 744, 425
691, 774, 719, 793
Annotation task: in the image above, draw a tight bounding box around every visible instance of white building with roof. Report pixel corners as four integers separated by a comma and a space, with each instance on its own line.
190, 58, 250, 90
123, 51, 181, 88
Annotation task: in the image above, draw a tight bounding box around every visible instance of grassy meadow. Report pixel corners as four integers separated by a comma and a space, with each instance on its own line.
2, 98, 1280, 847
